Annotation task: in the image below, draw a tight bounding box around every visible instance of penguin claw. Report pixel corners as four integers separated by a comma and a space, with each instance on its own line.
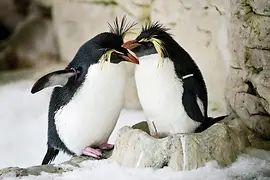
99, 143, 114, 151
82, 147, 103, 159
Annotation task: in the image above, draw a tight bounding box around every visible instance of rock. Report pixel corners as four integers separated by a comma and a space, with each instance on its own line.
0, 1, 59, 71
110, 119, 261, 170
34, 0, 53, 8
0, 151, 112, 178
243, 115, 270, 139
0, 165, 66, 178
131, 121, 150, 134
247, 0, 270, 16
225, 0, 270, 139
0, 0, 30, 39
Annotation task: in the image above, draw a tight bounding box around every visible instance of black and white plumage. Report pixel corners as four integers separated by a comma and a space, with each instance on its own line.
31, 17, 139, 165
122, 22, 226, 137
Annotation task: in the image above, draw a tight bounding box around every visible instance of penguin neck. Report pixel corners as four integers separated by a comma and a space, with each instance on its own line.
138, 54, 169, 66
137, 54, 175, 74
85, 61, 126, 86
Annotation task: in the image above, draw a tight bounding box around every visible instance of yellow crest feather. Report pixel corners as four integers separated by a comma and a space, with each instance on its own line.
99, 49, 124, 70
151, 37, 166, 67
138, 37, 166, 67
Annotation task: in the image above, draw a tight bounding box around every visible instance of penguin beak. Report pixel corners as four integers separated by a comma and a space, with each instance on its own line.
121, 52, 139, 64
121, 40, 141, 50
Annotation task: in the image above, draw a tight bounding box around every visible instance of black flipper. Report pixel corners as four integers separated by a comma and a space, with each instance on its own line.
182, 90, 205, 123
31, 68, 81, 94
41, 147, 59, 165
181, 75, 228, 133
182, 76, 206, 123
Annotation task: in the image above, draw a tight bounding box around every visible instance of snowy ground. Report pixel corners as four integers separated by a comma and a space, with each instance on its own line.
0, 80, 270, 179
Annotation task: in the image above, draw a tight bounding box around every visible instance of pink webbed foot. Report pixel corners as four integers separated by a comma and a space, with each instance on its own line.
98, 143, 114, 151
82, 147, 103, 159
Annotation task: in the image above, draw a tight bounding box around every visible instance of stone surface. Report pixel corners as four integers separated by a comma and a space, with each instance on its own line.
110, 119, 270, 170
0, 0, 29, 36
0, 150, 112, 178
0, 1, 59, 71
225, 0, 270, 139
247, 0, 270, 16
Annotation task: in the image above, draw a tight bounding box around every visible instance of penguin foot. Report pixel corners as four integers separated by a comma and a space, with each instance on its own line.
152, 121, 159, 138
99, 143, 114, 151
82, 147, 103, 159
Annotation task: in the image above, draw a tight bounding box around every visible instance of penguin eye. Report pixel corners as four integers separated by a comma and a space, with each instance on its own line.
147, 42, 153, 47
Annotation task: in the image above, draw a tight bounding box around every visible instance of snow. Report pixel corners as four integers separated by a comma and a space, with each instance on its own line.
0, 80, 270, 180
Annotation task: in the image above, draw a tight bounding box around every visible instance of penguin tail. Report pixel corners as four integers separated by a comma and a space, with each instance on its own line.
41, 147, 59, 165
208, 115, 228, 124
195, 115, 228, 133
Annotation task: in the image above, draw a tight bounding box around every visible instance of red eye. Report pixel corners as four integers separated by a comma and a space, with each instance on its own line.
147, 43, 153, 47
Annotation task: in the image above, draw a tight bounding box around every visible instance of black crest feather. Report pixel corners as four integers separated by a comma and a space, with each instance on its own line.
141, 21, 170, 34
108, 16, 137, 37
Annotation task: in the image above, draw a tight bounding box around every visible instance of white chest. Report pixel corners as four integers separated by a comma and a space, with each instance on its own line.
55, 62, 126, 155
135, 54, 200, 137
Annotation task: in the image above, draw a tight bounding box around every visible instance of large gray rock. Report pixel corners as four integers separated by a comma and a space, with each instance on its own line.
110, 119, 270, 170
225, 0, 270, 139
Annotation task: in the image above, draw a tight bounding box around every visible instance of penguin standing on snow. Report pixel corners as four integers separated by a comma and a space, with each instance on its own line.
31, 17, 139, 165
122, 22, 226, 138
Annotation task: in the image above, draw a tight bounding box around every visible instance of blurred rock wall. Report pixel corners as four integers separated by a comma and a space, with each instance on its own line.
0, 0, 59, 71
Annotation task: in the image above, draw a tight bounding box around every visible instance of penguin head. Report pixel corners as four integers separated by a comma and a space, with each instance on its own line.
91, 32, 139, 65
73, 16, 139, 66
31, 16, 139, 94
122, 22, 172, 60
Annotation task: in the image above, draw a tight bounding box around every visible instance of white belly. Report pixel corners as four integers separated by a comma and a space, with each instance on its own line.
135, 54, 200, 137
55, 62, 126, 155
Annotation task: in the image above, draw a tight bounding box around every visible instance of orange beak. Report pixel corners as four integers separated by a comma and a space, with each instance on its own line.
121, 40, 141, 50
122, 52, 139, 64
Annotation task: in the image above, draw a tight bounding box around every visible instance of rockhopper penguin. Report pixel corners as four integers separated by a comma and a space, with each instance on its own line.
122, 22, 226, 138
31, 17, 139, 165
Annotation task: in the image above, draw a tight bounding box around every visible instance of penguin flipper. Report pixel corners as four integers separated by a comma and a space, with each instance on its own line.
182, 90, 205, 123
31, 68, 80, 94
41, 147, 59, 165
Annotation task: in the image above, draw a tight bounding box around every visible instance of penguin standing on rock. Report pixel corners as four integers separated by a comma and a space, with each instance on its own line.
31, 17, 139, 165
122, 22, 226, 138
